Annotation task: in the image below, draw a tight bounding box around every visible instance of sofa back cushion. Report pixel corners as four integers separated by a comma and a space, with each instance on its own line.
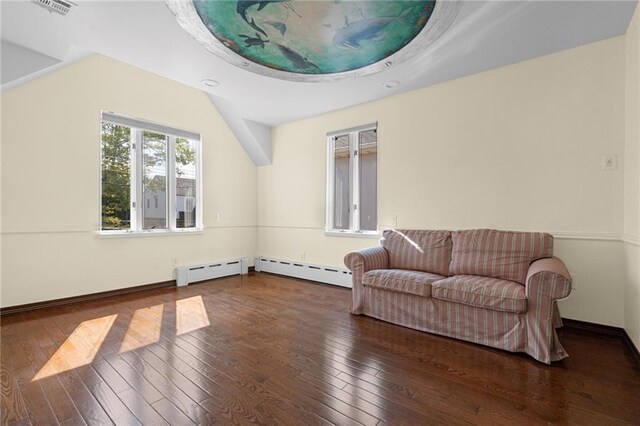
449, 229, 553, 285
381, 229, 452, 276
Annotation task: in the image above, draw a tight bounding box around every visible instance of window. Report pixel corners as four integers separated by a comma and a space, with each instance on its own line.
100, 112, 201, 235
326, 123, 377, 234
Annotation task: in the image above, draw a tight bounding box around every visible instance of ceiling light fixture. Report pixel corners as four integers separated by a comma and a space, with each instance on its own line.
201, 79, 220, 87
384, 80, 401, 89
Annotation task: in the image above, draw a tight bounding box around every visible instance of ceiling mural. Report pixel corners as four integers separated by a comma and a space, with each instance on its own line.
166, 0, 461, 82
194, 0, 434, 74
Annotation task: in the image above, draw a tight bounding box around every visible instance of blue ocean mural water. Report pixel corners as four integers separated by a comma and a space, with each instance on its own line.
192, 0, 436, 75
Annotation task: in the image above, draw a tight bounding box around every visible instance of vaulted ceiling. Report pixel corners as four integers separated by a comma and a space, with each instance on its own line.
1, 1, 637, 128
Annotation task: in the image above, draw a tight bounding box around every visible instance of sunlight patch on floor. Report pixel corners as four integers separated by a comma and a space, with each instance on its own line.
32, 314, 117, 381
176, 295, 210, 335
119, 304, 164, 353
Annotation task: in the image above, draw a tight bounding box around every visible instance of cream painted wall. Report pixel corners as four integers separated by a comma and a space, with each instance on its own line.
624, 4, 640, 348
0, 17, 636, 335
0, 94, 3, 308
624, 244, 640, 346
626, 5, 640, 241
0, 55, 257, 307
258, 36, 628, 327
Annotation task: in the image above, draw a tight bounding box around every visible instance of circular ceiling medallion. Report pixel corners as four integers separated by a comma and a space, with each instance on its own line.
166, 0, 460, 82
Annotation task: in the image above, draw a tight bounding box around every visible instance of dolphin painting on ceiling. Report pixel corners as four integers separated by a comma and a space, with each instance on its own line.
333, 8, 413, 50
190, 0, 437, 75
235, 1, 294, 36
275, 43, 318, 69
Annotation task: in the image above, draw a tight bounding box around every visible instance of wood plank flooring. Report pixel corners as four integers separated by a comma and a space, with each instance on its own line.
1, 272, 639, 425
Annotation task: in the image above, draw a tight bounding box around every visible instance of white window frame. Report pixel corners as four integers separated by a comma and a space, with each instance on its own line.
99, 111, 203, 237
325, 123, 379, 237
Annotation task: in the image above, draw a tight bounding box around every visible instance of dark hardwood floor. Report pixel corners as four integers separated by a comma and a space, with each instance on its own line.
1, 272, 639, 425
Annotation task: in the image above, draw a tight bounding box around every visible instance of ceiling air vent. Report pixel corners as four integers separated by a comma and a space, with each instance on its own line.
32, 0, 75, 16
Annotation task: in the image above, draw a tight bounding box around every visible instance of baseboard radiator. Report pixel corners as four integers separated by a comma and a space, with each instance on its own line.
255, 256, 352, 288
175, 258, 248, 287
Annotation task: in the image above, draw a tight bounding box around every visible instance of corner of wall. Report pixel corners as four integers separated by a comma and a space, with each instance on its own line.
623, 2, 640, 349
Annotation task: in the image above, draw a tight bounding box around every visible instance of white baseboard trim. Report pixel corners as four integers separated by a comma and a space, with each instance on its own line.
175, 258, 248, 287
255, 256, 352, 288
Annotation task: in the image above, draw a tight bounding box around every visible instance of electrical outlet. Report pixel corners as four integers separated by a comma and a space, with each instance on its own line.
391, 215, 398, 227
216, 213, 220, 222
570, 274, 577, 290
301, 253, 306, 261
171, 257, 178, 267
602, 154, 617, 171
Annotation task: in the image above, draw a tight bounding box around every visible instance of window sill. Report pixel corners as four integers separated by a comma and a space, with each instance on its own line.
97, 229, 204, 239
325, 230, 381, 238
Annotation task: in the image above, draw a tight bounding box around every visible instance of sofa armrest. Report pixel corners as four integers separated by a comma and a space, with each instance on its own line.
344, 246, 388, 314
525, 256, 572, 301
524, 256, 572, 363
344, 246, 389, 273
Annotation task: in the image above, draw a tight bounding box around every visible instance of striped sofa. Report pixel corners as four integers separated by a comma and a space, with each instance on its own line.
344, 229, 573, 364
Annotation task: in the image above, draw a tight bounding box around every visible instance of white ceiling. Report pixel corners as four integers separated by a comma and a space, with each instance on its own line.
1, 0, 637, 126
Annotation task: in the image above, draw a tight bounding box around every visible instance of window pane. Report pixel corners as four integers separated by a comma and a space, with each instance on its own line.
359, 129, 377, 231
101, 122, 131, 230
142, 131, 168, 230
176, 138, 197, 228
333, 134, 350, 230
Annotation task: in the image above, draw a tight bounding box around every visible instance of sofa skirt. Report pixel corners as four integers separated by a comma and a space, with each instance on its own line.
361, 286, 568, 363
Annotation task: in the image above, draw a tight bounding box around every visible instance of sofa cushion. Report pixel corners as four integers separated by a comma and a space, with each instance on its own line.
363, 269, 445, 297
380, 229, 452, 276
432, 275, 527, 313
450, 229, 553, 285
